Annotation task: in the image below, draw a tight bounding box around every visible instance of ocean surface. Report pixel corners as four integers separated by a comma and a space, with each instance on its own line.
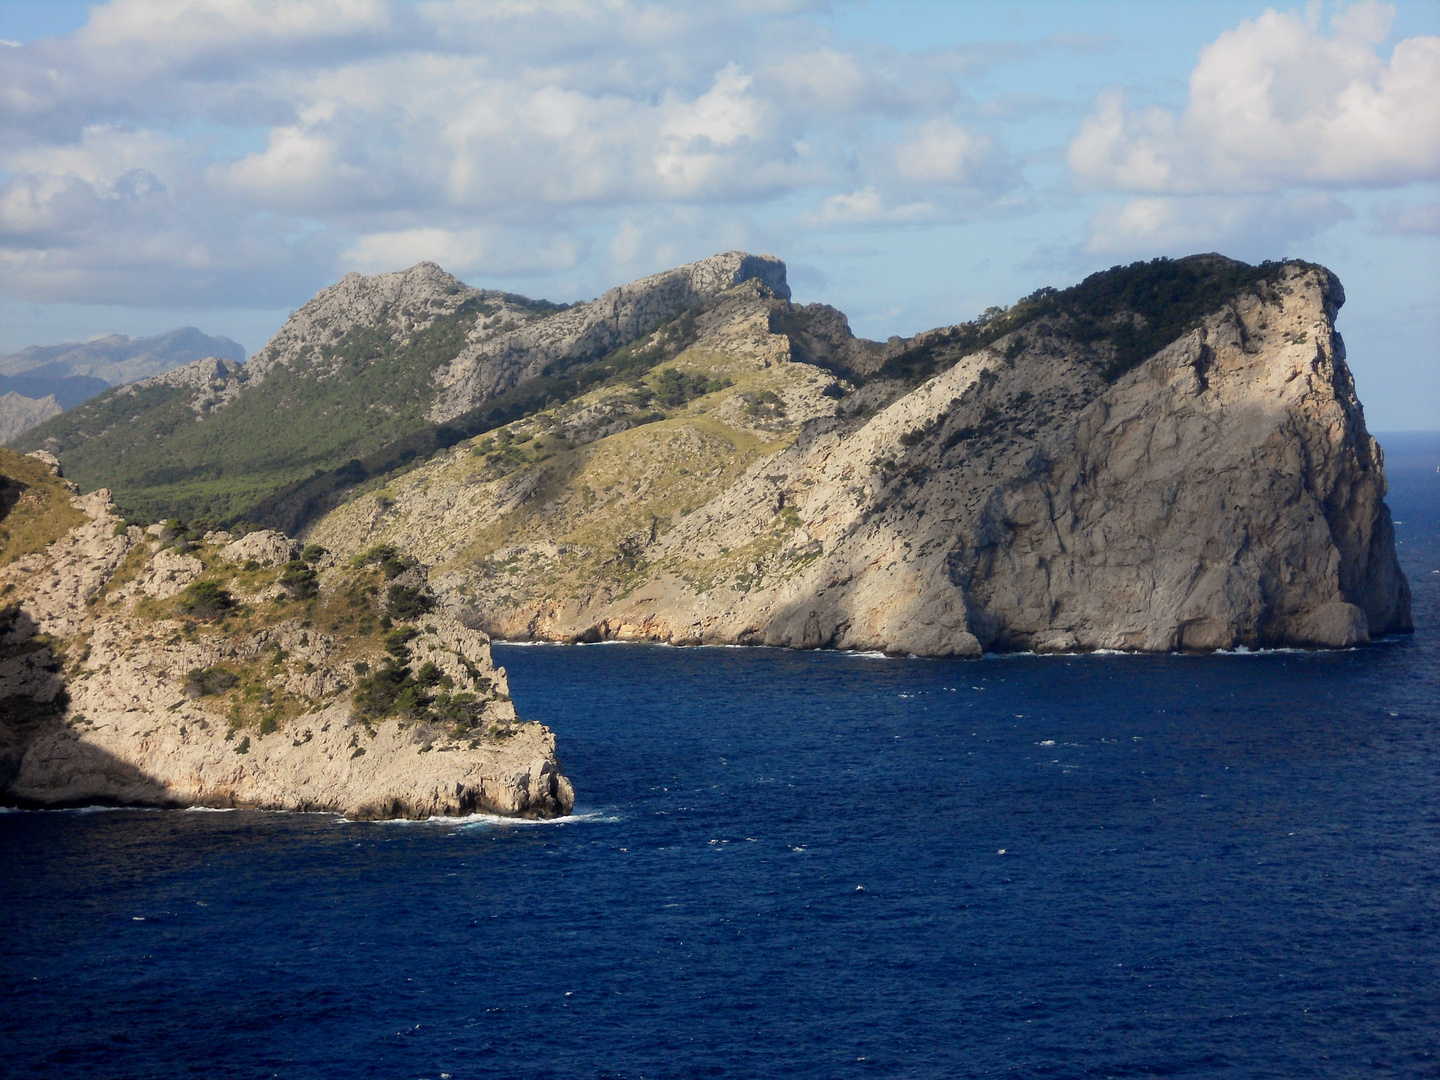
4, 433, 1438, 1080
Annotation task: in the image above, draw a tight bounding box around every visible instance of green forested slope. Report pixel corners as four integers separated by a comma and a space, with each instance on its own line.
12, 301, 494, 524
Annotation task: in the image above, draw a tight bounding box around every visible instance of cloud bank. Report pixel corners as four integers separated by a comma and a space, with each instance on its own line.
0, 1, 1434, 312
0, 0, 1026, 305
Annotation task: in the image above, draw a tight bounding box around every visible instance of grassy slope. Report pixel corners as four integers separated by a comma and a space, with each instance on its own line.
311, 337, 824, 610
0, 448, 87, 568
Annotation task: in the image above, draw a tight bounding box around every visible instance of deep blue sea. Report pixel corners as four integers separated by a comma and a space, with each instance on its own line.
4, 434, 1438, 1080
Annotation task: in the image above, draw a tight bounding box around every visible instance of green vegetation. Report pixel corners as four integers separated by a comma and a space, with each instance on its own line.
350, 544, 414, 579
873, 254, 1296, 386
0, 448, 88, 568
245, 306, 704, 532
185, 666, 239, 696
177, 580, 235, 620
741, 389, 786, 419
353, 623, 492, 735
654, 366, 730, 407
11, 293, 563, 526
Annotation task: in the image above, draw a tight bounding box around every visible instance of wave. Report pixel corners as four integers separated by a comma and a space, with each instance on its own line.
337, 808, 619, 828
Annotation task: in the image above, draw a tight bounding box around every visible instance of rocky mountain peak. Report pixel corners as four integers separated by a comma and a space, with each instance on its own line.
428, 251, 791, 422
244, 261, 482, 382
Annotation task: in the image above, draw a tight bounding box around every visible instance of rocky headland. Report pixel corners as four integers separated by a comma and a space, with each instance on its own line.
0, 449, 573, 817
308, 255, 1411, 655
8, 251, 1413, 663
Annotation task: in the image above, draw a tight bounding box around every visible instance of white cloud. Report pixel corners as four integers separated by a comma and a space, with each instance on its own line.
79, 0, 390, 54
802, 188, 937, 228
0, 0, 1030, 306
340, 226, 585, 276
894, 120, 992, 185
1068, 3, 1440, 193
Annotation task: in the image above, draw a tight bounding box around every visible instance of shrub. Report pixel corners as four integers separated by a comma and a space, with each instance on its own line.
351, 543, 411, 579
383, 626, 419, 658
278, 560, 319, 599
185, 666, 239, 697
654, 367, 730, 408
742, 390, 786, 419
178, 580, 235, 620
386, 583, 433, 619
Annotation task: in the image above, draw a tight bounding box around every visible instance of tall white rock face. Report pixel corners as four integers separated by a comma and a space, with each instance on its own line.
684, 263, 1413, 653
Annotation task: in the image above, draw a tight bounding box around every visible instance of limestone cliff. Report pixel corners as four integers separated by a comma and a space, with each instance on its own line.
307, 256, 1411, 655
0, 450, 574, 817
428, 251, 791, 422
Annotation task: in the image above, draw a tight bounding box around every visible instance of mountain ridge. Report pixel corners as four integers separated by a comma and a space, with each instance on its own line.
304, 254, 1412, 655
10, 250, 1413, 656
14, 253, 789, 526
0, 327, 247, 444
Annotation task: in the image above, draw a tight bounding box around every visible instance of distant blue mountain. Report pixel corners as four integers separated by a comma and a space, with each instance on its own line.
0, 327, 246, 420
0, 373, 111, 410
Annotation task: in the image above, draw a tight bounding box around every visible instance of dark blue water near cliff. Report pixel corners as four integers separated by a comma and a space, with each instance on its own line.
4, 435, 1439, 1080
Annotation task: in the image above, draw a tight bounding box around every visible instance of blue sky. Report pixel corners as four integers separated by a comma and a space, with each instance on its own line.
1, 0, 1436, 429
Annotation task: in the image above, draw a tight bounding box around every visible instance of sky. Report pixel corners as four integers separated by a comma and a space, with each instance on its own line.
0, 0, 1436, 429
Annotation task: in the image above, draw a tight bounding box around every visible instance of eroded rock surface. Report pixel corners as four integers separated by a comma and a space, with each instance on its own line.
0, 459, 573, 817
310, 258, 1410, 655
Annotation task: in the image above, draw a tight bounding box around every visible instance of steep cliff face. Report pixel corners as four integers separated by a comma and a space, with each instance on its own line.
307, 257, 1410, 655
0, 450, 573, 817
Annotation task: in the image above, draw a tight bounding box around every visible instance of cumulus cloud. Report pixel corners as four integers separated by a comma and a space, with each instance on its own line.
340, 226, 587, 277
0, 0, 1036, 306
801, 188, 937, 228
1068, 2, 1440, 193
1370, 199, 1440, 235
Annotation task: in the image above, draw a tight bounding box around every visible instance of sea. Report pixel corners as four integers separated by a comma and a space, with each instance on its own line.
4, 433, 1438, 1080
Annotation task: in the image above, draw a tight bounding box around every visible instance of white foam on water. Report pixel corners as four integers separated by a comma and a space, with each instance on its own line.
338, 808, 616, 829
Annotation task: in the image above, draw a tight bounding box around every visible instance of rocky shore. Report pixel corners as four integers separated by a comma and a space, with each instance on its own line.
0, 451, 573, 818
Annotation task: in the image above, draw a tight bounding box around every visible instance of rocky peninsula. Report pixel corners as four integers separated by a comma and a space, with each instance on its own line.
308, 255, 1411, 655
0, 449, 573, 818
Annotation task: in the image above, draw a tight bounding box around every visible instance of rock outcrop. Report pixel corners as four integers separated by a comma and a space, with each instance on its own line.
0, 450, 574, 817
429, 251, 791, 422
309, 256, 1411, 655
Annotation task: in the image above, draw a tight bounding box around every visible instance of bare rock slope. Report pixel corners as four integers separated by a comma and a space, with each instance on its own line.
0, 392, 62, 444
309, 255, 1410, 655
0, 450, 573, 817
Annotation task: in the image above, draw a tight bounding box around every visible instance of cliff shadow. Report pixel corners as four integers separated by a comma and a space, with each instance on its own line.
1, 605, 179, 810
